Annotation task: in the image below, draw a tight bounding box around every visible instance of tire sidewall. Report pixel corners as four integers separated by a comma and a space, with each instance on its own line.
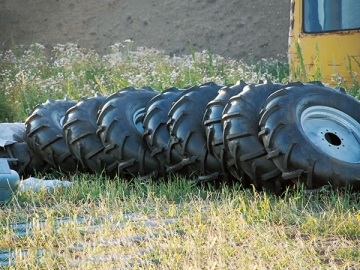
261, 84, 360, 188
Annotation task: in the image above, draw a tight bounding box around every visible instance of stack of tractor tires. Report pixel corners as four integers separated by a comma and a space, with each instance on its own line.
142, 87, 185, 177
24, 98, 81, 173
203, 80, 254, 187
166, 82, 224, 181
222, 80, 286, 193
13, 80, 360, 194
96, 87, 161, 178
62, 94, 112, 175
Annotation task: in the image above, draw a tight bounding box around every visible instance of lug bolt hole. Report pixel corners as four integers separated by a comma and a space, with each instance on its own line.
324, 132, 341, 146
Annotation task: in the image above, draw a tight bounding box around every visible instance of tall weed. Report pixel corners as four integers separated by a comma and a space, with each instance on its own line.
0, 42, 287, 122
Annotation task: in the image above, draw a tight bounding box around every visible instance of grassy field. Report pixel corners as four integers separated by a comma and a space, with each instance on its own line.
1, 42, 360, 269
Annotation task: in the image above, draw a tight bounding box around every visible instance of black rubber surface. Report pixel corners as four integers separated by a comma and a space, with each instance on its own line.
97, 87, 160, 178
167, 82, 223, 180
222, 80, 285, 193
259, 82, 360, 191
63, 94, 115, 175
142, 87, 185, 174
25, 98, 80, 173
203, 80, 247, 182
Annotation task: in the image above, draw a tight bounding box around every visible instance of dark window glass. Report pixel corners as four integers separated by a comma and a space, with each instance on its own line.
303, 0, 360, 33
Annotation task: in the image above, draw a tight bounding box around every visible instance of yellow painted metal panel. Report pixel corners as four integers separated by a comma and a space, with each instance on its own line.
289, 0, 360, 87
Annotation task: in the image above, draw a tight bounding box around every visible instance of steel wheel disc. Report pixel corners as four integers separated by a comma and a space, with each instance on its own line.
300, 105, 360, 163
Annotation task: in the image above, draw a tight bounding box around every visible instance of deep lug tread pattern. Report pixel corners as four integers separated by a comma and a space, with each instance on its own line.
142, 87, 185, 172
63, 94, 114, 174
9, 78, 358, 195
222, 80, 285, 193
203, 80, 247, 162
167, 82, 223, 178
97, 87, 160, 178
259, 83, 360, 191
25, 98, 81, 173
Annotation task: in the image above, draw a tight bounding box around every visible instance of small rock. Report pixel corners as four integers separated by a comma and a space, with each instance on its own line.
19, 177, 73, 192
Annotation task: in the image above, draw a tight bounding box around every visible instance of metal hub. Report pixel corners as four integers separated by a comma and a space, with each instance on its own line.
300, 105, 360, 163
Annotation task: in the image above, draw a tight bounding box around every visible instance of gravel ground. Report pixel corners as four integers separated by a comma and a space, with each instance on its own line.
0, 0, 290, 61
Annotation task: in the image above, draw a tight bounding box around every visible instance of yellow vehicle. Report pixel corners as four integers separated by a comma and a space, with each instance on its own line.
289, 0, 360, 87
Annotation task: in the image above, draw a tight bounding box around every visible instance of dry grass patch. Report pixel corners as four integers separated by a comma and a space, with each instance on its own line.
1, 175, 360, 269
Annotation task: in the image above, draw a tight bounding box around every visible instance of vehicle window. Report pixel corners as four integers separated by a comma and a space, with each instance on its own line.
303, 0, 360, 33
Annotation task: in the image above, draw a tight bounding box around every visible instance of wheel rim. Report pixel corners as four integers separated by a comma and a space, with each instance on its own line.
301, 105, 360, 163
133, 108, 146, 134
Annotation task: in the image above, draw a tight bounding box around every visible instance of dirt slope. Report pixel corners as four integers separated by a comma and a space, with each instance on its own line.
0, 0, 290, 61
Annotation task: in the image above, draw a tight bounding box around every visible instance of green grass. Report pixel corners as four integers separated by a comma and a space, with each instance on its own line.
2, 174, 360, 269
1, 42, 360, 269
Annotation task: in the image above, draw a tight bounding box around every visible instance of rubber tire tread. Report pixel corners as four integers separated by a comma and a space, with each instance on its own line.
204, 80, 247, 159
25, 98, 80, 173
222, 80, 285, 192
0, 123, 49, 176
203, 80, 247, 181
167, 82, 223, 177
258, 82, 360, 190
142, 87, 184, 172
97, 87, 160, 178
63, 94, 115, 174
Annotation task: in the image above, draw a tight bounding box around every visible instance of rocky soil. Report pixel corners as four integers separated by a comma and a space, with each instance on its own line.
0, 0, 290, 61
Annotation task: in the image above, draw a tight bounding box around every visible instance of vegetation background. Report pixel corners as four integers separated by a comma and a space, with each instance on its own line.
0, 42, 359, 269
0, 0, 360, 268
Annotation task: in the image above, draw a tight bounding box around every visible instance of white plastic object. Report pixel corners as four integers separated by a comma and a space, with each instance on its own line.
0, 158, 20, 202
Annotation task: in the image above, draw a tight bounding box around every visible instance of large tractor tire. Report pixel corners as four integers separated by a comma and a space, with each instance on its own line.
203, 80, 247, 182
167, 82, 223, 181
25, 98, 81, 173
142, 87, 185, 175
222, 80, 285, 193
0, 123, 49, 176
63, 94, 115, 175
96, 87, 160, 178
259, 82, 360, 191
